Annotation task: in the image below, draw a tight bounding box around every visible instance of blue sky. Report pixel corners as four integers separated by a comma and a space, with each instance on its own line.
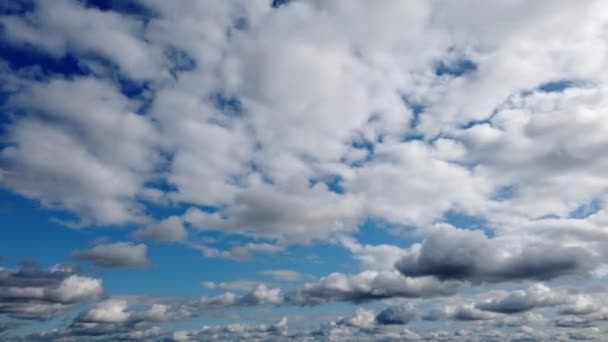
1, 0, 608, 341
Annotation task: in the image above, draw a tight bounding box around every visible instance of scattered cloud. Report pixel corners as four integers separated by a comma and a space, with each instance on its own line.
72, 242, 150, 268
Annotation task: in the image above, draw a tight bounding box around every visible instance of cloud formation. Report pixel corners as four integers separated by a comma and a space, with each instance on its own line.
72, 242, 151, 268
0, 265, 102, 320
395, 226, 596, 283
2, 0, 608, 340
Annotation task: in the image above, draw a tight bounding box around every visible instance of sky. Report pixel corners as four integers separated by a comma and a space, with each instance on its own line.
1, 0, 608, 341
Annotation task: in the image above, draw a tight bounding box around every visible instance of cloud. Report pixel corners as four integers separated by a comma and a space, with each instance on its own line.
423, 303, 498, 322
184, 185, 363, 244
193, 242, 284, 261
201, 280, 260, 291
72, 242, 150, 268
132, 216, 187, 242
395, 226, 596, 283
3, 0, 608, 339
375, 304, 418, 325
259, 269, 301, 282
286, 270, 461, 305
23, 297, 190, 341
199, 284, 283, 307
169, 317, 288, 341
0, 265, 102, 320
0, 77, 159, 226
476, 284, 566, 314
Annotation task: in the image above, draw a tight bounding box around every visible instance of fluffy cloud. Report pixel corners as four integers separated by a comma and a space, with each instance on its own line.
132, 216, 187, 242
476, 284, 566, 314
199, 283, 283, 307
72, 242, 150, 268
286, 270, 461, 305
0, 77, 159, 226
2, 0, 608, 339
0, 265, 102, 320
395, 226, 596, 283
375, 304, 418, 325
21, 297, 190, 341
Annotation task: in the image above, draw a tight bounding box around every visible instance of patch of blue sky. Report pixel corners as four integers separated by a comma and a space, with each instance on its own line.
81, 0, 154, 19
212, 92, 243, 117
442, 210, 493, 238
0, 189, 102, 266
0, 38, 85, 79
355, 218, 417, 247
537, 79, 578, 93
491, 184, 518, 201
309, 174, 344, 194
434, 59, 477, 77
271, 0, 292, 9
401, 95, 425, 130
569, 199, 602, 219
165, 47, 196, 78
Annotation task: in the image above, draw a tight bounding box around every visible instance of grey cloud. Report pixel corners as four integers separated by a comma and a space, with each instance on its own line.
198, 271, 460, 309
259, 269, 301, 281
199, 284, 283, 307
375, 304, 418, 325
194, 242, 284, 261
132, 216, 187, 242
555, 317, 596, 328
184, 186, 363, 244
0, 265, 103, 320
72, 242, 150, 268
286, 270, 461, 305
476, 284, 566, 314
19, 298, 190, 341
423, 304, 498, 322
168, 317, 288, 342
395, 226, 595, 283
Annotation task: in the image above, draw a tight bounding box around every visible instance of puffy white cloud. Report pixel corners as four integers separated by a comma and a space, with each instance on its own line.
0, 77, 159, 226
72, 242, 150, 268
3, 0, 608, 339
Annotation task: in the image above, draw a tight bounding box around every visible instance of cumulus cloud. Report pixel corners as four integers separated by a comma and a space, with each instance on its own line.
375, 304, 418, 325
132, 216, 187, 242
3, 0, 608, 339
395, 226, 596, 283
22, 297, 190, 341
72, 242, 150, 268
476, 283, 566, 314
286, 270, 461, 305
193, 242, 284, 261
0, 265, 102, 320
199, 284, 283, 307
0, 77, 160, 226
